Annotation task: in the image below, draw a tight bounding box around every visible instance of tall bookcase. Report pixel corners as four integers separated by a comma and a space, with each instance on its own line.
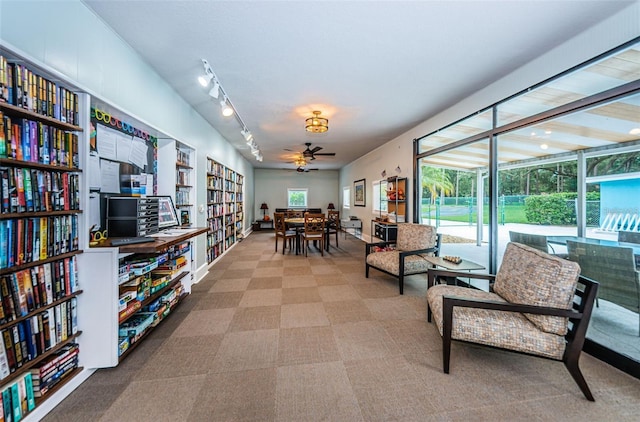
206, 158, 243, 264
175, 142, 194, 226
0, 60, 86, 419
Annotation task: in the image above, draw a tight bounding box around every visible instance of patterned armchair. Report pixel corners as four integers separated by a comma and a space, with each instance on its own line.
426, 242, 599, 401
365, 223, 440, 294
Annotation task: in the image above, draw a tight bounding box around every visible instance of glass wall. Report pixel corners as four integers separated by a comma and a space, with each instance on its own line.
415, 37, 640, 373
418, 139, 490, 272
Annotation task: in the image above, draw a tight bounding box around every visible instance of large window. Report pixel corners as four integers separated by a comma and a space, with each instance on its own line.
415, 37, 640, 376
372, 180, 387, 214
287, 188, 308, 208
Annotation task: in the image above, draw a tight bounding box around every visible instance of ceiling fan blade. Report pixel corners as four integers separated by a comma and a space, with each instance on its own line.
313, 152, 336, 156
311, 146, 323, 154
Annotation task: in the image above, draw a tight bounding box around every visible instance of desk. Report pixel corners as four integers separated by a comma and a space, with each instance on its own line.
422, 256, 485, 286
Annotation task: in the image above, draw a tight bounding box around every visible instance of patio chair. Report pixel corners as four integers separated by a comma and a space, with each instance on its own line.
509, 231, 564, 257
618, 230, 640, 244
567, 240, 640, 336
365, 223, 440, 294
427, 242, 599, 401
274, 212, 296, 254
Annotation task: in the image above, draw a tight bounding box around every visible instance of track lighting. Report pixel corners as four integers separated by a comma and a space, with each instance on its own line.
241, 128, 253, 142
199, 58, 260, 159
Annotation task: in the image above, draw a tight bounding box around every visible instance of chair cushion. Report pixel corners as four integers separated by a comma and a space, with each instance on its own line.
427, 285, 566, 360
494, 242, 580, 336
396, 223, 437, 251
366, 251, 432, 276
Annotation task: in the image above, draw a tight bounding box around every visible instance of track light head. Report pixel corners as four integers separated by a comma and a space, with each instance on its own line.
220, 98, 234, 117
241, 128, 253, 142
208, 80, 220, 98
198, 59, 214, 86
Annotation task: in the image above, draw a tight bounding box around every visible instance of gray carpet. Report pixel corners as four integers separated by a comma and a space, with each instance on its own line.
44, 231, 640, 421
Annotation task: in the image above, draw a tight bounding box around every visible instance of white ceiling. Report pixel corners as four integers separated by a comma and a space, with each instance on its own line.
82, 0, 634, 170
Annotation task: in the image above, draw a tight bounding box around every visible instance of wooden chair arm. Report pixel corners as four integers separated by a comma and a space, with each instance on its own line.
427, 268, 496, 288
442, 295, 584, 319
399, 247, 438, 263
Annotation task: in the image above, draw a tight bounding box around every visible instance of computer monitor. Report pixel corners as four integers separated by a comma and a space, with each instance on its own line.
151, 195, 180, 230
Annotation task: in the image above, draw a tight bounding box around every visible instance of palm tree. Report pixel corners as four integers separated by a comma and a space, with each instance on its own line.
421, 166, 454, 204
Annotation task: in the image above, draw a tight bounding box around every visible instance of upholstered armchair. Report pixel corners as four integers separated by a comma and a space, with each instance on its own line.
426, 242, 599, 401
365, 223, 440, 294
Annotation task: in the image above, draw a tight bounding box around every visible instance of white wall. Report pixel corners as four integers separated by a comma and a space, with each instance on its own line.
340, 1, 640, 238
254, 169, 339, 217
0, 0, 255, 271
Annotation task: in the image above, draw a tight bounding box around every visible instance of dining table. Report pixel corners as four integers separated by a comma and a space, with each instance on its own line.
284, 217, 336, 254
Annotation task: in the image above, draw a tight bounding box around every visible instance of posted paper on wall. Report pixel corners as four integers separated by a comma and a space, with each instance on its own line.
100, 159, 121, 193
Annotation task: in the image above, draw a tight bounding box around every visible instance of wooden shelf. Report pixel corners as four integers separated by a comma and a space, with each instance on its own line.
0, 332, 81, 387
0, 102, 83, 132
175, 162, 192, 169
0, 209, 82, 220
0, 158, 82, 173
175, 184, 192, 188
33, 366, 84, 406
99, 228, 208, 253
0, 250, 82, 276
0, 291, 83, 331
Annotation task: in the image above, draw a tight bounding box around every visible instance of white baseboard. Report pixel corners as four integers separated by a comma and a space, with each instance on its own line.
25, 368, 96, 421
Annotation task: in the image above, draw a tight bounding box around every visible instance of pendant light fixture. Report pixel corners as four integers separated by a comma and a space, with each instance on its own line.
305, 111, 329, 133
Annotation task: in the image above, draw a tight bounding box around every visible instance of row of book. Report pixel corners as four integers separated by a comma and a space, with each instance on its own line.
0, 371, 35, 422
0, 112, 80, 168
0, 215, 79, 270
0, 299, 78, 380
29, 343, 78, 399
0, 55, 79, 126
0, 256, 79, 324
176, 149, 190, 167
1, 167, 80, 214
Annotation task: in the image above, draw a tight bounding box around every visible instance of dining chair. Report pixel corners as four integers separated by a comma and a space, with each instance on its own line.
326, 210, 340, 250
287, 209, 305, 218
300, 213, 325, 256
274, 212, 297, 254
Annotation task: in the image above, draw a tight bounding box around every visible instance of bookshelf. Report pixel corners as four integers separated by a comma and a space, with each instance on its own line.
0, 57, 85, 419
175, 142, 194, 226
207, 158, 224, 263
386, 176, 407, 223
81, 228, 207, 367
235, 173, 244, 241
206, 158, 243, 264
372, 176, 408, 242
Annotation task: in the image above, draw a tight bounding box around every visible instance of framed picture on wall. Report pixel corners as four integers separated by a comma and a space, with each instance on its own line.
354, 178, 366, 207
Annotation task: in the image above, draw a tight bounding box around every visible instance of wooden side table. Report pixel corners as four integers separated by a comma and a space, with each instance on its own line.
253, 219, 274, 230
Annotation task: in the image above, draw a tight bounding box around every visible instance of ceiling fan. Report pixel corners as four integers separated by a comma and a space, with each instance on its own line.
285, 142, 336, 161
296, 166, 318, 173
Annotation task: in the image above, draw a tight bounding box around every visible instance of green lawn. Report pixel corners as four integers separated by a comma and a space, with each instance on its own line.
421, 204, 529, 224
